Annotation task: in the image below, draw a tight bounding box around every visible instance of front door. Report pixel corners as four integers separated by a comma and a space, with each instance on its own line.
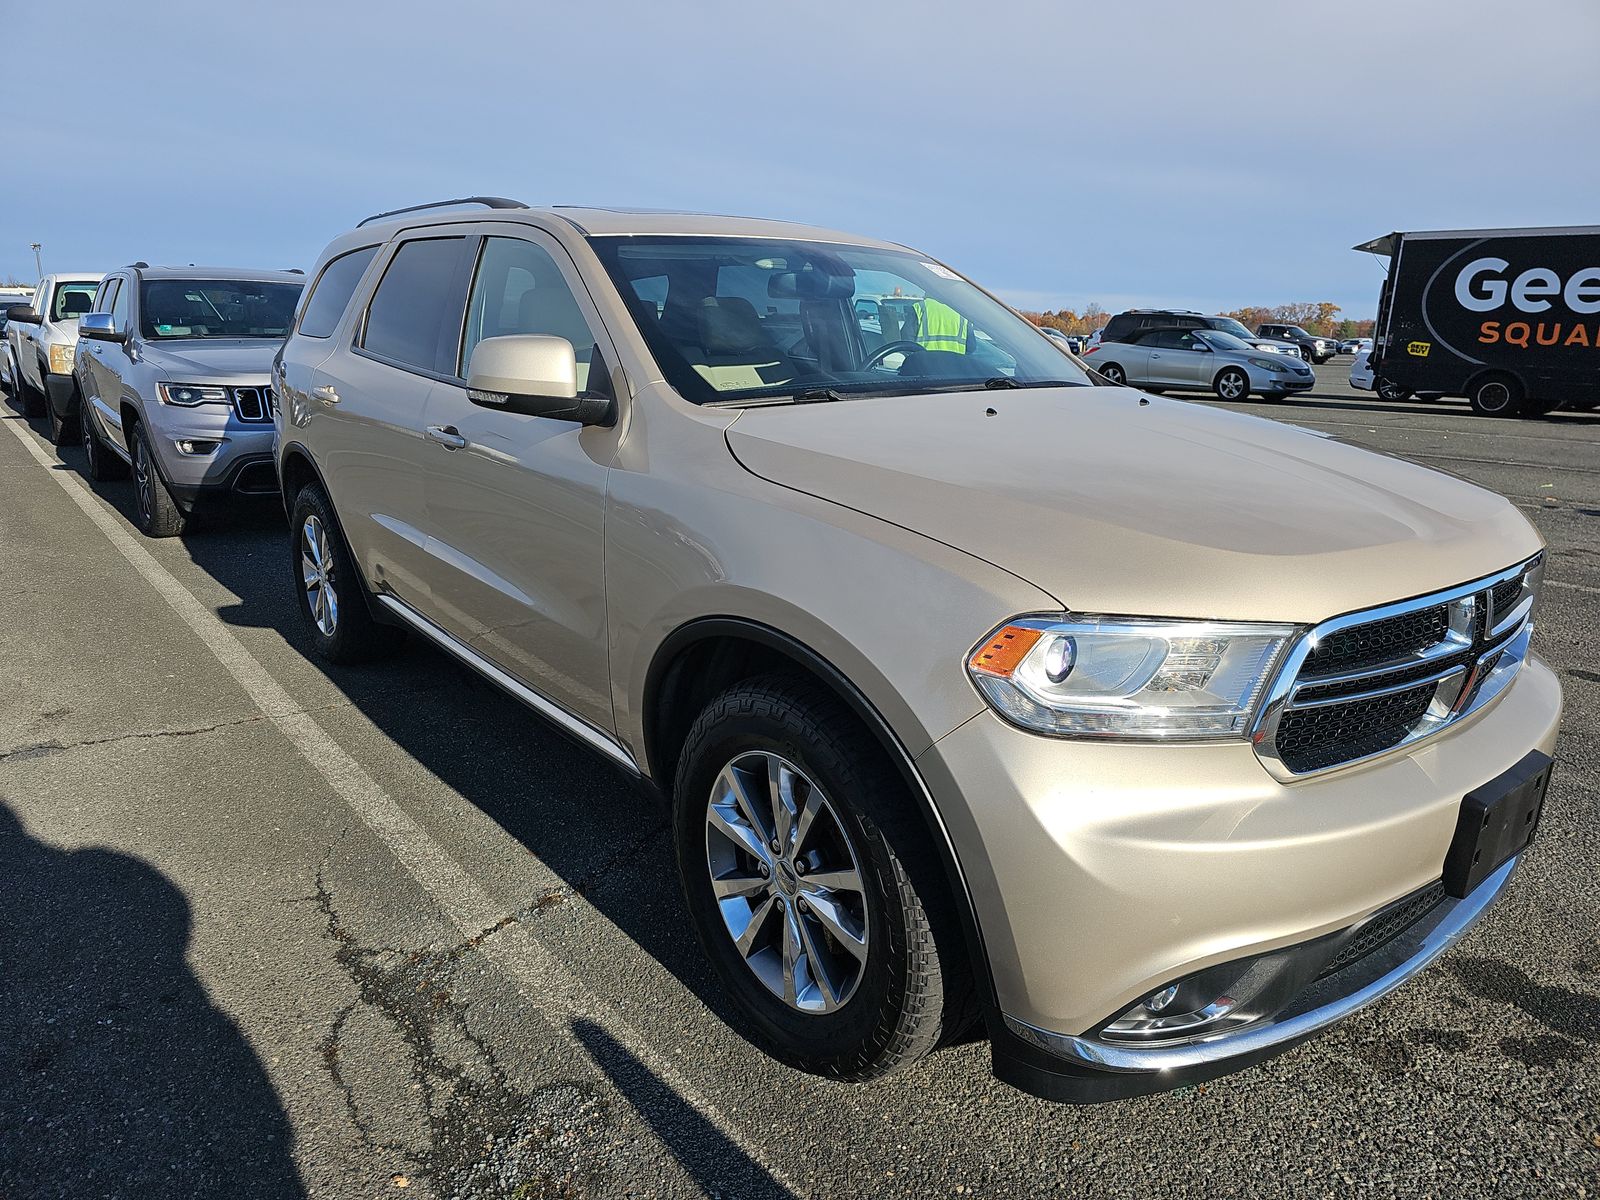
419, 231, 621, 731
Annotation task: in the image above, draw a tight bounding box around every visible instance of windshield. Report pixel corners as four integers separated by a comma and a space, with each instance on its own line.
1196, 329, 1253, 353
1208, 317, 1256, 340
1283, 326, 1312, 339
589, 236, 1094, 404
139, 278, 302, 339
49, 282, 98, 323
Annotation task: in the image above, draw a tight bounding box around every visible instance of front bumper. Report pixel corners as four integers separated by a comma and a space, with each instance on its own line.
916, 655, 1561, 1099
143, 402, 279, 506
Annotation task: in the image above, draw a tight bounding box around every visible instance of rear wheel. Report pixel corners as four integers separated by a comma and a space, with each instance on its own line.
130, 419, 186, 537
674, 674, 971, 1080
289, 481, 403, 663
1375, 378, 1412, 402
1214, 367, 1250, 401
1097, 362, 1126, 386
1469, 373, 1521, 418
81, 403, 127, 481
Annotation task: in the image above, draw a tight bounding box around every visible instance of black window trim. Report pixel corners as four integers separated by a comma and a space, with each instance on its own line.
351, 233, 480, 385
296, 242, 382, 341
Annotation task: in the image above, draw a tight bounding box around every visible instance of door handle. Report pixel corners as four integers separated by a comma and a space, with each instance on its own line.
425, 424, 467, 450
311, 384, 340, 405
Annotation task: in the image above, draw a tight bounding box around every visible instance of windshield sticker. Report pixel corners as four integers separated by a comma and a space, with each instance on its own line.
921, 262, 960, 280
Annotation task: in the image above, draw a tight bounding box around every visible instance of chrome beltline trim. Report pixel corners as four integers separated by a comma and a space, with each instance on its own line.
375, 592, 640, 774
1003, 855, 1518, 1073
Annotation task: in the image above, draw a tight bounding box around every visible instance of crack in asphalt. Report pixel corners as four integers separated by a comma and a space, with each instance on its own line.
311, 866, 613, 1199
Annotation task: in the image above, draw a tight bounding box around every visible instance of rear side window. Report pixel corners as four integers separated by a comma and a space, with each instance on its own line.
299, 246, 378, 339
360, 238, 471, 373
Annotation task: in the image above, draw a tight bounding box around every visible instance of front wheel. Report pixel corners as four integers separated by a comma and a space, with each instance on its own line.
674, 675, 971, 1080
1375, 378, 1412, 402
1097, 362, 1126, 386
1214, 367, 1250, 401
129, 419, 186, 537
17, 364, 44, 418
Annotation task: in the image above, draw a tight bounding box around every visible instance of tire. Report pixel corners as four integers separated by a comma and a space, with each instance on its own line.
43, 381, 78, 446
1097, 362, 1126, 386
673, 674, 972, 1080
1469, 373, 1521, 418
17, 363, 44, 418
1214, 367, 1250, 401
288, 480, 403, 664
128, 418, 187, 537
81, 401, 127, 481
1375, 378, 1412, 402
1298, 346, 1313, 363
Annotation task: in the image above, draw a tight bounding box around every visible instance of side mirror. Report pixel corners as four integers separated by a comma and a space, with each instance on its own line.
6, 305, 40, 325
466, 335, 612, 426
78, 312, 125, 342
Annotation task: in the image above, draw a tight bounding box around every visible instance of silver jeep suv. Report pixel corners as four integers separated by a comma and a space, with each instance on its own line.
274, 199, 1560, 1102
75, 265, 304, 536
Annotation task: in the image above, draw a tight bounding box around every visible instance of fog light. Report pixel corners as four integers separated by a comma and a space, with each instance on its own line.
174, 438, 221, 456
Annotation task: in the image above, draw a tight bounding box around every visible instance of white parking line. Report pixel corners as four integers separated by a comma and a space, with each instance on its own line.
0, 412, 796, 1193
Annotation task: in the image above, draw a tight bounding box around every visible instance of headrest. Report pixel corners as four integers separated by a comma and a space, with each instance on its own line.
698, 297, 769, 355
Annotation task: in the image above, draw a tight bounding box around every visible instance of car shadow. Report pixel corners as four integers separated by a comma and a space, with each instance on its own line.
0, 801, 303, 1198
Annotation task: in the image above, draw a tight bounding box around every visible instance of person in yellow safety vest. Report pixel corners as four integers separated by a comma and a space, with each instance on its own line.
912, 295, 971, 353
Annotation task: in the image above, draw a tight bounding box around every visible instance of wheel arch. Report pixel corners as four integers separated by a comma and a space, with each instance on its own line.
642, 615, 999, 1016
277, 440, 397, 627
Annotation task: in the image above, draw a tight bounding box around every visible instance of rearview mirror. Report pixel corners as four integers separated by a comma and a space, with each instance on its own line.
78, 312, 124, 342
466, 335, 612, 426
5, 305, 40, 325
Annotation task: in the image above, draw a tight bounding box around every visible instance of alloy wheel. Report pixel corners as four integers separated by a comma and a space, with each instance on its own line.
300, 515, 339, 636
1217, 369, 1247, 400
133, 437, 153, 526
1476, 381, 1512, 414
704, 751, 869, 1014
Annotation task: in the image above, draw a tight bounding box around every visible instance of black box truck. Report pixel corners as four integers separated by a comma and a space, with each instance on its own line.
1355, 225, 1600, 416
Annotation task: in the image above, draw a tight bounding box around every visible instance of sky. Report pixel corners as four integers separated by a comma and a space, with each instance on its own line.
5, 0, 1598, 320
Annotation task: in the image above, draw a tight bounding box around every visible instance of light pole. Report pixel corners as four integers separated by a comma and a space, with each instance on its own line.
30, 243, 42, 277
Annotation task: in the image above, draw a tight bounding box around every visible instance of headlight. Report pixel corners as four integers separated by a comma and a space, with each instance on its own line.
157, 382, 230, 406
47, 343, 76, 374
967, 616, 1296, 739
1248, 356, 1289, 373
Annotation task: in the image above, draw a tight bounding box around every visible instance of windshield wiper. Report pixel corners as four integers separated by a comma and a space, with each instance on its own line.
983, 375, 1022, 389
791, 387, 856, 404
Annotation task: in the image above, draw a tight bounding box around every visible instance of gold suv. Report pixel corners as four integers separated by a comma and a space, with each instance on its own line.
273, 199, 1561, 1101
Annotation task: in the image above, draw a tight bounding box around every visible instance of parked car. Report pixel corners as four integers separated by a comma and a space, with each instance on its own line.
5, 273, 103, 442
1101, 309, 1299, 356
1038, 326, 1083, 354
1349, 348, 1374, 391
1256, 322, 1336, 363
1339, 337, 1372, 355
275, 198, 1559, 1104
0, 288, 35, 393
75, 265, 304, 536
1082, 326, 1315, 400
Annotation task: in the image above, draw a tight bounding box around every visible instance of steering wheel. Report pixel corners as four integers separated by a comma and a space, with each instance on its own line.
862, 340, 924, 371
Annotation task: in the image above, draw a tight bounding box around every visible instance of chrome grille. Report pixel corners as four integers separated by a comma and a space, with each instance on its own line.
232, 386, 272, 423
1254, 555, 1542, 778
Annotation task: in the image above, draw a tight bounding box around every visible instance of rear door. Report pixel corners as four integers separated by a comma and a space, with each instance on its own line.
308, 234, 475, 612
1106, 330, 1154, 382
418, 228, 621, 731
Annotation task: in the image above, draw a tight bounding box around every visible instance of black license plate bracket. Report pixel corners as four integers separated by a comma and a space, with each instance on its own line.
1443, 751, 1552, 899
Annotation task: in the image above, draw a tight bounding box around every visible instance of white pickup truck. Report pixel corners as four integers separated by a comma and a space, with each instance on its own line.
5, 272, 102, 443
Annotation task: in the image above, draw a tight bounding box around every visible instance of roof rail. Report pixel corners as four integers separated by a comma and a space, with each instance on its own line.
130, 261, 149, 269
357, 196, 527, 228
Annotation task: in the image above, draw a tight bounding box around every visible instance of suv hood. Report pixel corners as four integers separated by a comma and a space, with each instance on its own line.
726, 388, 1539, 624
141, 339, 279, 380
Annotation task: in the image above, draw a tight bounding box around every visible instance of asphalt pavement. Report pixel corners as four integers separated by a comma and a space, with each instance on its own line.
1, 364, 1596, 1199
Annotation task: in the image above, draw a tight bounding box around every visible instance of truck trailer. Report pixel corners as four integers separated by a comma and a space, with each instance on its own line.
1356, 225, 1600, 416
